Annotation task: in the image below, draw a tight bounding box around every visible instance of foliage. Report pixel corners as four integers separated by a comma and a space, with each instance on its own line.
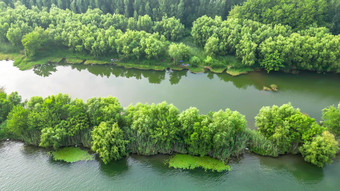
178, 107, 248, 160
191, 14, 340, 72
1, 91, 339, 167
91, 122, 128, 164
0, 2, 339, 73
0, 120, 7, 140
168, 43, 191, 63
204, 36, 220, 56
86, 96, 123, 127
7, 0, 244, 27
255, 103, 325, 154
6, 105, 30, 139
191, 16, 222, 46
189, 56, 200, 67
22, 27, 47, 57
322, 103, 340, 137
154, 16, 185, 41
124, 102, 181, 155
168, 154, 230, 172
300, 131, 339, 167
51, 147, 94, 163
0, 91, 22, 124
229, 0, 330, 32
245, 129, 278, 157
260, 50, 284, 73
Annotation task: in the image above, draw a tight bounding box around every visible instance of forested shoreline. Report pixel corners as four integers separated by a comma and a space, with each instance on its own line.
0, 89, 339, 167
0, 0, 339, 74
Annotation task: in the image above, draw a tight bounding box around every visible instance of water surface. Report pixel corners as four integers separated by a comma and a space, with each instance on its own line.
1, 61, 339, 127
0, 141, 339, 191
1, 61, 340, 190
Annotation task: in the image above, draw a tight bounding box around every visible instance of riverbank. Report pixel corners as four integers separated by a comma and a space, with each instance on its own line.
0, 43, 253, 76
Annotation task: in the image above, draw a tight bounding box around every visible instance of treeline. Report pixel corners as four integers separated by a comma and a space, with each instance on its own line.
229, 0, 340, 34
0, 1, 340, 73
0, 90, 339, 167
0, 4, 192, 62
1, 0, 244, 26
192, 16, 340, 72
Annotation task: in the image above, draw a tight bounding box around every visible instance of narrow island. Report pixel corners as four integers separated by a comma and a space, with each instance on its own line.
1, 89, 339, 170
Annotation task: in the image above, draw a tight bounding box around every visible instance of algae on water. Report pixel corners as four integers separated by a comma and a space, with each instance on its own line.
51, 147, 94, 163
168, 154, 231, 172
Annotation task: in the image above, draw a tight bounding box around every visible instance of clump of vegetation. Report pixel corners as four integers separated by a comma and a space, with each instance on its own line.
91, 122, 129, 164
245, 129, 278, 157
226, 67, 253, 76
255, 103, 338, 167
300, 131, 339, 167
189, 56, 201, 67
263, 84, 278, 92
168, 43, 191, 64
322, 103, 340, 137
270, 84, 278, 91
168, 154, 230, 172
51, 147, 94, 163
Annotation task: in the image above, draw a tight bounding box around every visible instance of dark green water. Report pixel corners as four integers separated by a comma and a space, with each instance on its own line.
1, 141, 340, 191
1, 60, 340, 190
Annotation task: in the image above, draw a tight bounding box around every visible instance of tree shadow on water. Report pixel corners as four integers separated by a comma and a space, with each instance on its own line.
99, 156, 129, 178
258, 154, 324, 183
169, 70, 187, 85
33, 64, 57, 77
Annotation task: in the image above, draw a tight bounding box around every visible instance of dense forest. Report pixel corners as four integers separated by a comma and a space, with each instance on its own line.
0, 90, 339, 167
0, 0, 339, 73
1, 0, 245, 27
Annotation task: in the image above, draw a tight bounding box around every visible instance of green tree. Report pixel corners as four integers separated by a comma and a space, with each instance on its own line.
91, 122, 128, 164
178, 107, 213, 156
189, 56, 201, 67
153, 16, 185, 41
191, 16, 222, 46
168, 43, 191, 63
22, 27, 46, 57
6, 105, 29, 139
86, 96, 123, 127
322, 103, 340, 137
300, 131, 339, 167
204, 36, 220, 56
141, 33, 166, 59
260, 50, 284, 73
255, 103, 324, 154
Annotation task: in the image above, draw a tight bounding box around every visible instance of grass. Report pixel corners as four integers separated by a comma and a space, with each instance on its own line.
226, 67, 254, 76
168, 154, 231, 172
51, 147, 94, 163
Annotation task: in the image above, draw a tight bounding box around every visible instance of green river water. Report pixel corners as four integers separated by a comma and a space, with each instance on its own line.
0, 60, 340, 190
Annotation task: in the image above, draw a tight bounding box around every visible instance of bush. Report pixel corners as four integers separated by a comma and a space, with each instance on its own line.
245, 129, 278, 157
204, 56, 226, 68
300, 131, 339, 167
322, 103, 340, 137
189, 56, 201, 67
91, 122, 129, 164
168, 43, 191, 64
255, 103, 324, 154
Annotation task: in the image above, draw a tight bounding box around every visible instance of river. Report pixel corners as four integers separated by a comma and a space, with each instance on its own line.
1, 141, 339, 191
0, 60, 340, 190
0, 61, 339, 127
